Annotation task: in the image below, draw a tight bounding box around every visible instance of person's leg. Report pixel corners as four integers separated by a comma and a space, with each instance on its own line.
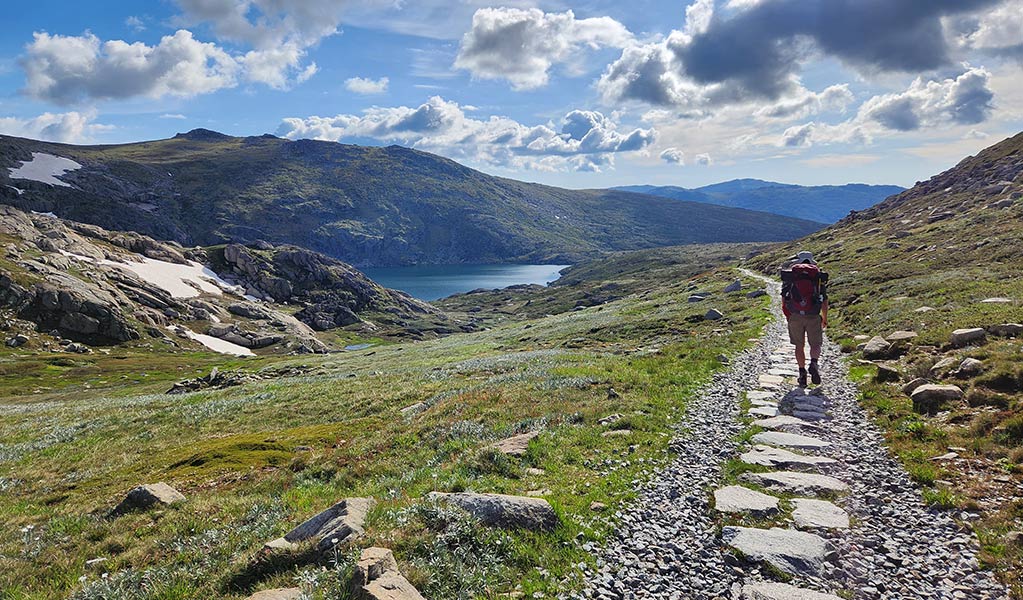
807, 316, 824, 384
794, 343, 806, 369
789, 316, 808, 387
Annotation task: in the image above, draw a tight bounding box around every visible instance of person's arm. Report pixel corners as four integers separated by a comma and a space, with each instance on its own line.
821, 299, 829, 328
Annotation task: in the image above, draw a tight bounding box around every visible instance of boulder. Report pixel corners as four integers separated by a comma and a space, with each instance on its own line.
245, 589, 303, 600
742, 583, 844, 600
901, 378, 930, 396
861, 336, 892, 359
875, 364, 901, 383
929, 357, 958, 378
265, 497, 374, 552
228, 302, 276, 320
704, 308, 724, 320
687, 295, 707, 303
988, 323, 1023, 337
886, 330, 918, 343
351, 547, 425, 600
713, 485, 779, 516
491, 431, 540, 457
724, 280, 743, 293
956, 358, 984, 377
427, 492, 559, 530
112, 482, 185, 515
6, 333, 28, 347
746, 289, 767, 299
951, 328, 986, 347
911, 384, 964, 415
721, 526, 830, 577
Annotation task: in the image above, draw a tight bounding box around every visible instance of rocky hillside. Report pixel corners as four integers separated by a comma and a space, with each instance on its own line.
0, 206, 458, 356
616, 179, 904, 223
749, 130, 1023, 589
0, 131, 823, 267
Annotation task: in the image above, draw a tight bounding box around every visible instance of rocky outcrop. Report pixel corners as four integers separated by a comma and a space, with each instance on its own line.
265, 497, 374, 552
350, 547, 425, 600
427, 492, 559, 530
911, 384, 964, 414
951, 328, 987, 347
112, 482, 185, 515
861, 336, 892, 359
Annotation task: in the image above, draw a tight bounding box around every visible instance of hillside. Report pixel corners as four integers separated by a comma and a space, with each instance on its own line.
748, 131, 1023, 591
0, 131, 822, 267
615, 179, 904, 223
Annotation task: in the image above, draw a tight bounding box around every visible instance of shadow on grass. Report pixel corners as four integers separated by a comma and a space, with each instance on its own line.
222, 545, 325, 594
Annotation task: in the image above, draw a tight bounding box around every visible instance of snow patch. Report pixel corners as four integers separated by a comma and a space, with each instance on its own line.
31, 210, 58, 218
103, 257, 243, 299
7, 185, 24, 195
8, 153, 82, 187
174, 327, 254, 356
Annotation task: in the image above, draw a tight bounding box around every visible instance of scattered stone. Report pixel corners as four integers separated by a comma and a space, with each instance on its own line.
721, 526, 829, 576
956, 358, 985, 377
742, 582, 844, 600
601, 429, 632, 437
951, 328, 987, 347
791, 498, 849, 529
426, 492, 559, 530
862, 336, 892, 359
491, 431, 540, 457
6, 334, 28, 348
988, 323, 1023, 337
886, 330, 918, 343
351, 547, 425, 600
742, 471, 849, 495
111, 483, 185, 515
598, 413, 623, 426
914, 306, 935, 313
902, 377, 930, 396
930, 452, 959, 461
713, 485, 779, 516
749, 406, 779, 418
875, 364, 901, 383
980, 297, 1012, 304
705, 308, 724, 321
911, 384, 965, 415
724, 280, 743, 293
751, 431, 830, 450
525, 468, 545, 477
589, 501, 607, 512
688, 295, 707, 303
929, 356, 959, 378
752, 415, 816, 431
526, 489, 551, 497
740, 445, 836, 471
245, 589, 303, 600
265, 497, 374, 552
746, 289, 767, 298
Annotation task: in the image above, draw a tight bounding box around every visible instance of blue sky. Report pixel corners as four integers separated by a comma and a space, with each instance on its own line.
2, 0, 1021, 189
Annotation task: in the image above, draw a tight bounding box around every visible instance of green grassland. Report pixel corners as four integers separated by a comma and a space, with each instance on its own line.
0, 244, 771, 599
748, 132, 1023, 595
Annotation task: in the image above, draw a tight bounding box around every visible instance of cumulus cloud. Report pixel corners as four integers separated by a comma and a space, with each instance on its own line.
454, 8, 632, 90
160, 113, 187, 119
0, 110, 110, 143
756, 84, 855, 119
951, 0, 1023, 57
859, 67, 994, 130
660, 147, 685, 165
174, 0, 344, 49
278, 96, 655, 172
345, 76, 389, 94
125, 16, 146, 32
693, 153, 712, 165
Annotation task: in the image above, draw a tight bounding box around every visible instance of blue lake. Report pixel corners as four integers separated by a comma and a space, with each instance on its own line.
362, 264, 570, 301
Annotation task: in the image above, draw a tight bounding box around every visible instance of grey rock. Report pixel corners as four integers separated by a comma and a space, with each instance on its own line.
791, 499, 849, 529
713, 485, 779, 516
749, 406, 779, 417
741, 445, 836, 470
6, 334, 28, 347
752, 415, 816, 430
862, 336, 892, 359
705, 308, 724, 320
112, 482, 185, 515
491, 431, 540, 457
956, 358, 984, 377
980, 297, 1012, 304
721, 526, 829, 576
725, 280, 743, 293
742, 471, 849, 495
265, 497, 374, 552
902, 377, 930, 396
351, 547, 425, 600
951, 328, 987, 347
245, 589, 303, 600
988, 323, 1023, 337
886, 330, 918, 343
930, 356, 959, 378
911, 384, 965, 415
747, 289, 768, 298
688, 295, 707, 303
427, 492, 559, 530
752, 431, 830, 450
742, 582, 844, 600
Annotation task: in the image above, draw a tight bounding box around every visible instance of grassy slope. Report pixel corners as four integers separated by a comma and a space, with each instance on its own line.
749, 131, 1023, 595
0, 132, 822, 267
0, 244, 770, 600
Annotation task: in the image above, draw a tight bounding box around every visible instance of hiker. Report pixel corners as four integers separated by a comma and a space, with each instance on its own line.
781, 250, 829, 387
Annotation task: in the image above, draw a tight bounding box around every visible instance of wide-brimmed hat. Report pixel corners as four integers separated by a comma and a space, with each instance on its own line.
796, 250, 817, 264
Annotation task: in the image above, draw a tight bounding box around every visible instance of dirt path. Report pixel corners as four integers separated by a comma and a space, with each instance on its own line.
566, 271, 1008, 600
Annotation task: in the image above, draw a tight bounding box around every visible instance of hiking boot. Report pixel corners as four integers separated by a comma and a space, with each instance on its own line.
809, 361, 822, 385
797, 368, 808, 388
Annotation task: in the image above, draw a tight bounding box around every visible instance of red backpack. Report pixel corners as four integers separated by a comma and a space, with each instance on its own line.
781, 263, 827, 315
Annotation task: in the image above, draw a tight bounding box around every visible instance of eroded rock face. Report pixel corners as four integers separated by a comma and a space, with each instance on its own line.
426, 492, 559, 530
265, 497, 374, 552
351, 547, 425, 600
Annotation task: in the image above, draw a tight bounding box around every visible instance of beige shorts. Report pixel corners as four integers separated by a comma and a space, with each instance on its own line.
788, 313, 823, 348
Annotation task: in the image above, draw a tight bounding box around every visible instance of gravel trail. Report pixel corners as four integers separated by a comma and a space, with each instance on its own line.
566, 273, 1009, 600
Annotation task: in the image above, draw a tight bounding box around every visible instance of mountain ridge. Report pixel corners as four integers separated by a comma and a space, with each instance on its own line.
0, 130, 823, 267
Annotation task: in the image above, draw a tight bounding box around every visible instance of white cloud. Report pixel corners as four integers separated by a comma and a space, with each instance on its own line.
952, 0, 1023, 55
160, 113, 188, 119
278, 96, 655, 172
125, 16, 146, 32
0, 110, 110, 143
756, 84, 855, 120
693, 153, 712, 165
660, 147, 685, 165
454, 8, 633, 90
858, 67, 994, 131
173, 0, 345, 49
345, 76, 389, 94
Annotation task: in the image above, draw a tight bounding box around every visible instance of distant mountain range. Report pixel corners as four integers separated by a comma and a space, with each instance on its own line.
0, 130, 822, 267
614, 179, 905, 223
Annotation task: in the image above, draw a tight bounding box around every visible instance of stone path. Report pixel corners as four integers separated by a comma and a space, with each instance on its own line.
566, 273, 1008, 600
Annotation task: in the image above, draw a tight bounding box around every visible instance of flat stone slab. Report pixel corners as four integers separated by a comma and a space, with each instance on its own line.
246, 589, 303, 600
743, 471, 849, 495
491, 431, 540, 456
742, 582, 844, 600
791, 499, 849, 529
791, 410, 828, 422
747, 391, 776, 400
749, 406, 779, 417
427, 492, 559, 530
752, 431, 830, 450
722, 526, 829, 576
759, 374, 785, 386
753, 415, 817, 431
741, 445, 837, 471
769, 368, 800, 377
265, 497, 374, 552
751, 398, 779, 407
353, 547, 426, 600
714, 485, 779, 516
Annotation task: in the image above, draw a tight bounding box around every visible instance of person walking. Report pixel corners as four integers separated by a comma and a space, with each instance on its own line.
781, 250, 829, 387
